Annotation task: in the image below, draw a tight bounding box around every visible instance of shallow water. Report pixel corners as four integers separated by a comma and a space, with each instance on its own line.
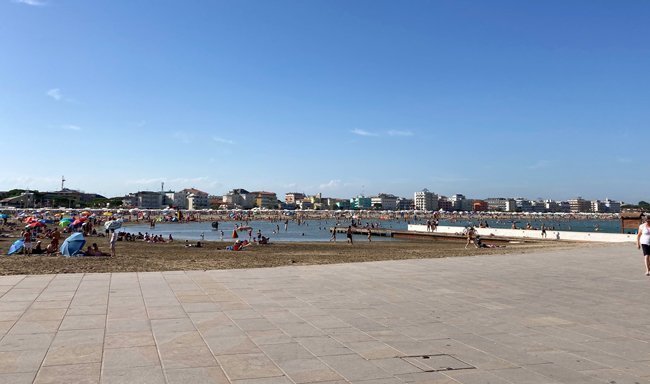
123, 217, 621, 242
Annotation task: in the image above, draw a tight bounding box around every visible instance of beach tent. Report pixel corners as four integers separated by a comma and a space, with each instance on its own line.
7, 239, 24, 255
60, 233, 86, 257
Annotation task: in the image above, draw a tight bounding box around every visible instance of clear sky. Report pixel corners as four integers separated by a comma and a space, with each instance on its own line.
1, 0, 648, 203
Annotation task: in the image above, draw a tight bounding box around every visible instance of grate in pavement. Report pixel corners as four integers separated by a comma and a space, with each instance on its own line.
400, 354, 475, 372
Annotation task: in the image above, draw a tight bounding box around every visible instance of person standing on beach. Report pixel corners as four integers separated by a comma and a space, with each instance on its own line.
346, 226, 353, 244
541, 224, 547, 238
22, 228, 32, 255
367, 228, 372, 242
465, 227, 475, 249
109, 229, 117, 257
636, 216, 650, 276
330, 228, 336, 242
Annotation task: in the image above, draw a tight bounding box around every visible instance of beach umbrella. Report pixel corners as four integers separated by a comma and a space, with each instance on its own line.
104, 220, 123, 231
81, 211, 91, 217
7, 239, 24, 255
27, 222, 44, 229
232, 229, 238, 239
103, 212, 113, 217
60, 233, 86, 257
0, 214, 8, 219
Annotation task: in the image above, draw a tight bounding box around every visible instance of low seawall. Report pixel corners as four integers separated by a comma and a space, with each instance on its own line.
408, 225, 636, 243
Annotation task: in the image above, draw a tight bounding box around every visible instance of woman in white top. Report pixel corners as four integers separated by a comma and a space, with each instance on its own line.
636, 216, 650, 275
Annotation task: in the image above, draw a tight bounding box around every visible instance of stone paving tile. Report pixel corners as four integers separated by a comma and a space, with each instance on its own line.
59, 315, 106, 331
104, 331, 155, 349
101, 365, 166, 384
33, 362, 100, 384
319, 354, 393, 381
231, 376, 294, 384
0, 349, 47, 373
165, 366, 230, 384
259, 342, 316, 363
0, 372, 37, 384
277, 358, 345, 383
8, 320, 61, 334
295, 336, 354, 357
102, 346, 160, 370
216, 353, 284, 380
158, 344, 219, 369
204, 335, 263, 356
0, 332, 54, 351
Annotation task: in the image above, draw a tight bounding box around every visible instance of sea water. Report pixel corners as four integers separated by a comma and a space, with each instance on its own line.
122, 218, 621, 242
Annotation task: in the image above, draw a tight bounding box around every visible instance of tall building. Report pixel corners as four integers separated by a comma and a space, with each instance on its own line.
222, 189, 255, 209
568, 197, 591, 213
485, 198, 508, 211
371, 193, 398, 210
396, 198, 414, 210
252, 191, 278, 209
183, 188, 209, 210
285, 192, 305, 204
414, 189, 438, 211
350, 195, 372, 209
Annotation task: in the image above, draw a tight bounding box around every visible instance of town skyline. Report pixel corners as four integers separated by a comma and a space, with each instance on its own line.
0, 179, 632, 207
1, 1, 647, 203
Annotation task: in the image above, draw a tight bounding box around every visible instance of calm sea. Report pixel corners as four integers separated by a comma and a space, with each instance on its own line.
123, 217, 622, 242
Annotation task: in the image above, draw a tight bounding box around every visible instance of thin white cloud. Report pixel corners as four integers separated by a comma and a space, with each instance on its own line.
351, 129, 378, 137
387, 130, 414, 137
47, 88, 62, 101
319, 179, 342, 190
212, 136, 234, 145
62, 124, 81, 131
13, 0, 46, 6
617, 157, 633, 164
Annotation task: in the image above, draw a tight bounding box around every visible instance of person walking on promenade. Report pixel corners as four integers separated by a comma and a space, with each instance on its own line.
330, 228, 336, 242
109, 229, 118, 257
637, 216, 650, 276
541, 224, 547, 238
346, 226, 353, 245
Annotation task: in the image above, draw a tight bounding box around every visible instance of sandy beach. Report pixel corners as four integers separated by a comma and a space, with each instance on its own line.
0, 228, 572, 275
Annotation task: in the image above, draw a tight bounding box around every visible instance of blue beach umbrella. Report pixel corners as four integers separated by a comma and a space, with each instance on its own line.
7, 239, 24, 255
0, 214, 9, 219
60, 233, 86, 257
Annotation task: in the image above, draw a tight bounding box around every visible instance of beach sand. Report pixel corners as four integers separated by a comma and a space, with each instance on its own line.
0, 232, 571, 275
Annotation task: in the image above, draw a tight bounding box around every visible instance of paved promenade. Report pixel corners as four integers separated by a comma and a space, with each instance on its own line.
0, 244, 648, 384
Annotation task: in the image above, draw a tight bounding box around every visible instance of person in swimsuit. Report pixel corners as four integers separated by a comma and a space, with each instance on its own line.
637, 216, 650, 276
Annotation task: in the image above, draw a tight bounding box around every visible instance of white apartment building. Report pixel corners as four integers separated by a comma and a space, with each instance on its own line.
414, 189, 438, 211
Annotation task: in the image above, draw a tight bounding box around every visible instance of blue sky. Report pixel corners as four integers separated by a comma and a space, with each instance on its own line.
0, 0, 648, 202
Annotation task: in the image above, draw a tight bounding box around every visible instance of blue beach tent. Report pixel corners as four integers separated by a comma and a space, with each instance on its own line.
60, 233, 86, 257
7, 239, 24, 255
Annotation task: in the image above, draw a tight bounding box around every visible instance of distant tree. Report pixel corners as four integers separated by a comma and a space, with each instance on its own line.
639, 201, 650, 210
